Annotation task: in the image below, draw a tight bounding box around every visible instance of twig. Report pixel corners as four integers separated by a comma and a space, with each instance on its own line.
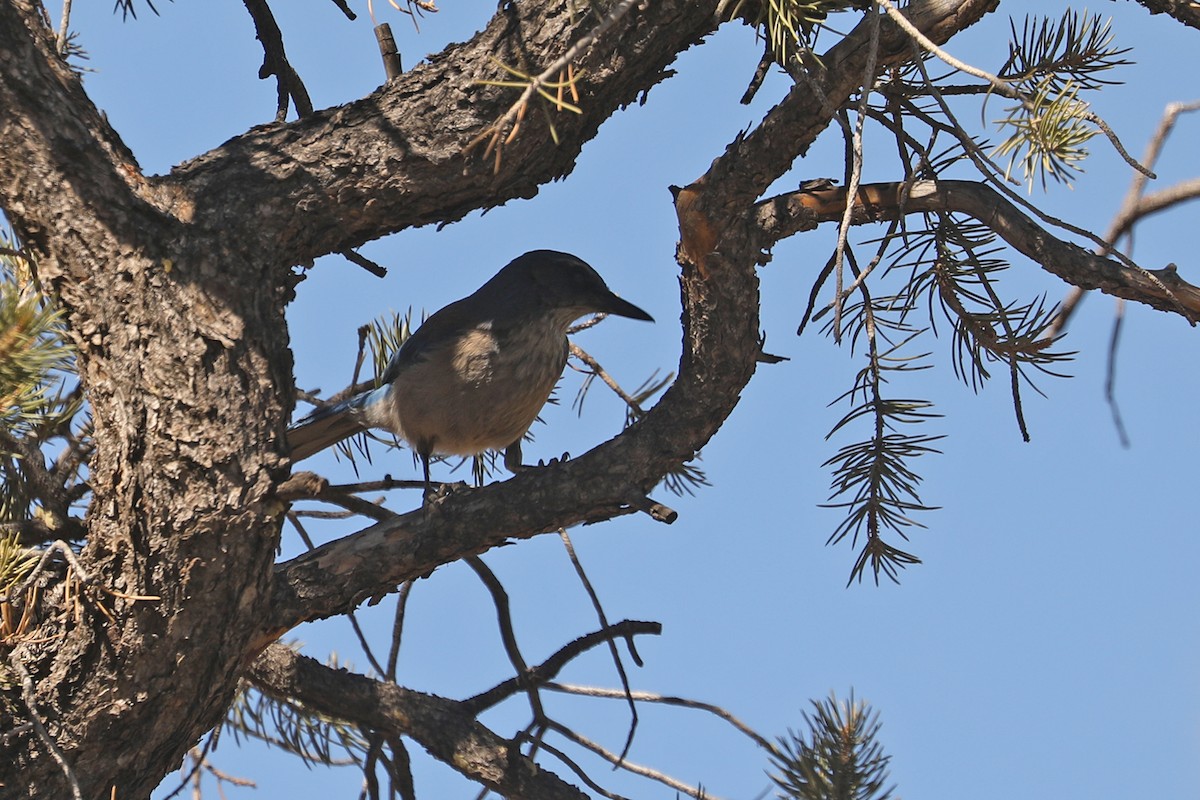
1105, 299, 1130, 447
532, 737, 631, 800
374, 23, 403, 81
329, 477, 425, 494
340, 248, 389, 278
1048, 100, 1200, 337
464, 556, 544, 721
10, 654, 84, 800
348, 609, 388, 678
559, 529, 638, 763
160, 734, 219, 800
545, 681, 781, 756
385, 580, 413, 680
56, 0, 73, 57
463, 620, 662, 714
328, 0, 356, 21
568, 342, 644, 414
628, 495, 677, 523
0, 246, 32, 261
386, 734, 416, 800
242, 0, 315, 121
314, 489, 398, 522
831, 3, 880, 341
545, 718, 716, 800
6, 540, 86, 605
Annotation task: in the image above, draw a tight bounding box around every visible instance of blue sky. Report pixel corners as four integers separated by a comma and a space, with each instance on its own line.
47, 1, 1200, 798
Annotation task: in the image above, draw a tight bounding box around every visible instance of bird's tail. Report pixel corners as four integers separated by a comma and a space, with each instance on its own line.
287, 388, 385, 461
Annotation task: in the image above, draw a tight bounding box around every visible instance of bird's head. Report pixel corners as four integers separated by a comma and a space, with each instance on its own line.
487, 250, 654, 327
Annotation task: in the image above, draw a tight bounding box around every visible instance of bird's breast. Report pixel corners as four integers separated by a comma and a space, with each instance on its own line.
387, 322, 569, 457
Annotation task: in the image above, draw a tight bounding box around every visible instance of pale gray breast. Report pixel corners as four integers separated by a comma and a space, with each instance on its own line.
386, 319, 569, 457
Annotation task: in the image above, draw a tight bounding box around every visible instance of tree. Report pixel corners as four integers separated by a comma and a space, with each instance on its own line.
1, 0, 1198, 797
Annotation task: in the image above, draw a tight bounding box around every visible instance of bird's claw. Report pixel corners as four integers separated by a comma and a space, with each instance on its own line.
422, 480, 470, 508
536, 451, 571, 468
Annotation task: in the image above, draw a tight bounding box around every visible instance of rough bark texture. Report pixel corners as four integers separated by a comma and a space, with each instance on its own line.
0, 0, 1107, 797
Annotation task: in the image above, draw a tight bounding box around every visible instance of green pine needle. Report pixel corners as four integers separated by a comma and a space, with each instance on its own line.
770, 691, 896, 800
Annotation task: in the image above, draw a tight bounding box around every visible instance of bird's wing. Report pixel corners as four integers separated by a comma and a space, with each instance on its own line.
379, 297, 491, 385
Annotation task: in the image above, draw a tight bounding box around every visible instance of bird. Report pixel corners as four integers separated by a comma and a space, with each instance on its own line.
287, 249, 654, 493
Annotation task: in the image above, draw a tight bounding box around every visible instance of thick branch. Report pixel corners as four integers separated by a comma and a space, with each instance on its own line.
712, 0, 995, 205
674, 0, 997, 268
161, 0, 722, 266
0, 1, 162, 284
248, 644, 589, 800
754, 179, 1200, 321
266, 454, 651, 636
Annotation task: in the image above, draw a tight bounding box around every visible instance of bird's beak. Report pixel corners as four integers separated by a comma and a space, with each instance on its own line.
597, 292, 654, 322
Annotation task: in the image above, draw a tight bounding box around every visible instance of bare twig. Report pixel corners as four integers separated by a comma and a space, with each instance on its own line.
1105, 299, 1130, 447
559, 529, 639, 763
568, 342, 645, 415
546, 718, 716, 800
463, 620, 662, 714
56, 0, 72, 57
464, 555, 545, 721
242, 0, 315, 121
6, 540, 86, 604
385, 580, 413, 680
10, 655, 84, 799
340, 248, 389, 278
348, 609, 388, 678
545, 681, 781, 756
532, 737, 632, 800
831, 3, 881, 340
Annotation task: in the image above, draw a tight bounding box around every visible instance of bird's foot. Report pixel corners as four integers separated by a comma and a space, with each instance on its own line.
422, 480, 470, 509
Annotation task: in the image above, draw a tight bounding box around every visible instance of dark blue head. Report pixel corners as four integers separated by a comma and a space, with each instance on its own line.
480, 250, 653, 324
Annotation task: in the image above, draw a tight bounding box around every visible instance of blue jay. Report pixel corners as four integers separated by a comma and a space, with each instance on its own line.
288, 250, 653, 489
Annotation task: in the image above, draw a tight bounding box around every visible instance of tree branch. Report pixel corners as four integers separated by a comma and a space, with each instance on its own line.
162, 0, 723, 267
752, 179, 1200, 322
0, 1, 161, 285
264, 456, 652, 636
674, 0, 997, 270
247, 643, 591, 800
463, 620, 662, 714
